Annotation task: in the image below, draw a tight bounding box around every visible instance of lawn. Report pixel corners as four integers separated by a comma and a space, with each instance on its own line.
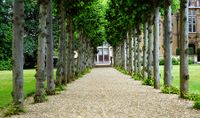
0, 69, 56, 109
160, 64, 200, 94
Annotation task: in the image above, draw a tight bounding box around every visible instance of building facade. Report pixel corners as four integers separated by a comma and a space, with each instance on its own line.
160, 0, 200, 62
95, 42, 113, 65
175, 0, 200, 54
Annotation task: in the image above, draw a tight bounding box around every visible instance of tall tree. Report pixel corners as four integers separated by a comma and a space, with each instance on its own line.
12, 0, 24, 108
143, 22, 148, 79
56, 0, 67, 85
163, 0, 173, 87
34, 0, 48, 103
67, 15, 75, 83
180, 0, 189, 98
133, 30, 137, 75
123, 39, 127, 70
128, 30, 133, 74
137, 25, 142, 76
147, 13, 154, 80
46, 0, 55, 95
153, 5, 160, 89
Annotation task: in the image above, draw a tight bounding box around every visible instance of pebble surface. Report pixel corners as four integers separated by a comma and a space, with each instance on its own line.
9, 67, 200, 118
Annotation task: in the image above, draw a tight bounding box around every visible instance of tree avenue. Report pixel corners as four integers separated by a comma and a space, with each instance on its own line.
10, 0, 192, 113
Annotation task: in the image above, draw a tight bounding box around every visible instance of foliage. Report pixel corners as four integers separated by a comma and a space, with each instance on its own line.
159, 59, 165, 65
74, 0, 106, 48
172, 58, 180, 65
159, 57, 194, 65
0, 0, 40, 69
0, 0, 12, 62
142, 78, 154, 86
188, 59, 194, 65
159, 58, 180, 65
161, 86, 179, 94
0, 59, 12, 70
186, 93, 200, 101
176, 48, 180, 55
133, 73, 142, 81
188, 47, 195, 55
193, 101, 200, 109
55, 85, 66, 92
197, 48, 200, 54
3, 105, 26, 117
115, 66, 129, 75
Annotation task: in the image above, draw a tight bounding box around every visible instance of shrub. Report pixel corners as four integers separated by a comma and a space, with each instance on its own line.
0, 59, 12, 70
161, 86, 179, 94
159, 59, 164, 65
193, 101, 200, 109
188, 47, 194, 55
3, 105, 26, 117
176, 48, 180, 55
172, 58, 180, 65
188, 58, 194, 65
197, 48, 200, 55
186, 93, 200, 101
142, 78, 154, 86
133, 74, 142, 80
115, 66, 129, 75
159, 57, 180, 65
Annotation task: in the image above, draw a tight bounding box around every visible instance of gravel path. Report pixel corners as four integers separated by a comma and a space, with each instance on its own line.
10, 67, 200, 118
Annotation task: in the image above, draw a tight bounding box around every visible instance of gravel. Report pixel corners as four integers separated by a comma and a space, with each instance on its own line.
9, 67, 200, 118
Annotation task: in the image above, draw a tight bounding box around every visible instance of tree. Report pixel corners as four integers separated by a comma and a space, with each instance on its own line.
163, 0, 173, 87
153, 4, 160, 89
137, 24, 142, 76
56, 0, 67, 85
34, 0, 49, 103
147, 13, 154, 80
46, 0, 55, 95
143, 22, 148, 79
12, 0, 24, 108
180, 0, 189, 98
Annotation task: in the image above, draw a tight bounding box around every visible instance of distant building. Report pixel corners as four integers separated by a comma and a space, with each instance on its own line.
95, 42, 113, 65
160, 0, 200, 62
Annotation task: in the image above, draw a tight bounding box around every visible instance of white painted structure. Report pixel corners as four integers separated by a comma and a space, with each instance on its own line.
95, 42, 113, 65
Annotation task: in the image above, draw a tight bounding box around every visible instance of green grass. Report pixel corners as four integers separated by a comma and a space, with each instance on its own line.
160, 64, 200, 94
0, 69, 56, 109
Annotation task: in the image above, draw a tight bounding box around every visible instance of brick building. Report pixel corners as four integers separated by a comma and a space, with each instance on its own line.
160, 0, 200, 62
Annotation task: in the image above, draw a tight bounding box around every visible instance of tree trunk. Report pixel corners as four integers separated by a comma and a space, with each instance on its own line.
123, 40, 127, 70
67, 15, 74, 83
12, 0, 24, 107
129, 31, 133, 75
154, 7, 160, 89
126, 33, 129, 71
164, 1, 173, 87
34, 2, 48, 103
143, 22, 148, 79
147, 14, 154, 80
56, 0, 67, 85
113, 46, 117, 67
77, 28, 83, 73
137, 25, 142, 76
133, 30, 137, 75
46, 0, 55, 95
180, 0, 189, 98
128, 30, 133, 74
120, 44, 124, 67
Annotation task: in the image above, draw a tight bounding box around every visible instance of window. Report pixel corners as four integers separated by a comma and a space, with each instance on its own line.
188, 10, 196, 33
189, 0, 200, 7
197, 0, 200, 7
